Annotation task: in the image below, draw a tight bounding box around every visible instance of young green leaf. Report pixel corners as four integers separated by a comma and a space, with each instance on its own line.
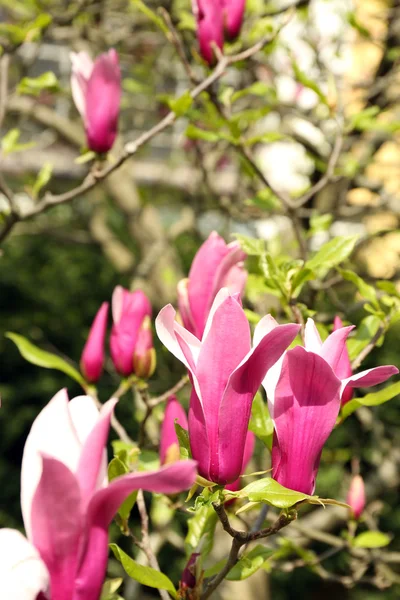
174, 423, 192, 460
306, 236, 359, 276
341, 381, 400, 420
185, 504, 218, 560
6, 332, 86, 387
17, 72, 59, 96
110, 544, 177, 598
352, 531, 391, 549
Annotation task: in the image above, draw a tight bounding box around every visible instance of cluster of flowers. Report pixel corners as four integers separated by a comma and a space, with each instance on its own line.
69, 1, 246, 154
1, 232, 396, 599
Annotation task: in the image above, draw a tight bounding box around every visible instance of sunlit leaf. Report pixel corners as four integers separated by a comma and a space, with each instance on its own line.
353, 531, 391, 549
185, 504, 218, 560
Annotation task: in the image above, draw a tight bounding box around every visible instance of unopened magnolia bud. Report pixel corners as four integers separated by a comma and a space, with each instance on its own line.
179, 553, 202, 599
347, 475, 366, 520
80, 302, 109, 383
133, 316, 156, 379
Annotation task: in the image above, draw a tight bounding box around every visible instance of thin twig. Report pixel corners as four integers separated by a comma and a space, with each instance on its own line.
137, 489, 170, 600
201, 504, 295, 599
351, 324, 386, 371
158, 7, 199, 83
149, 375, 189, 408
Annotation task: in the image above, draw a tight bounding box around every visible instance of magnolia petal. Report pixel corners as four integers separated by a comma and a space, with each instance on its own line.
0, 529, 49, 600
320, 325, 354, 374
70, 51, 93, 119
210, 244, 246, 312
195, 0, 224, 65
156, 304, 201, 372
188, 388, 210, 479
76, 398, 117, 507
253, 314, 279, 347
160, 396, 188, 465
79, 461, 197, 599
221, 0, 246, 39
30, 456, 83, 600
201, 287, 231, 342
304, 318, 323, 353
177, 278, 196, 335
21, 390, 81, 540
341, 365, 399, 398
263, 354, 285, 415
217, 323, 300, 484
225, 430, 256, 493
272, 347, 341, 495
80, 302, 109, 383
195, 294, 251, 480
111, 285, 126, 325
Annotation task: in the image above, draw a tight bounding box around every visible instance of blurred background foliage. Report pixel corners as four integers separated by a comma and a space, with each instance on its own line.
1, 0, 400, 598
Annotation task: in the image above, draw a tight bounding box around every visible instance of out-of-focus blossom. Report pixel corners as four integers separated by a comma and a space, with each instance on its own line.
177, 231, 247, 339
160, 395, 189, 465
179, 552, 201, 597
347, 474, 366, 520
132, 316, 156, 379
80, 302, 109, 383
156, 288, 300, 485
263, 319, 398, 495
333, 316, 353, 405
110, 286, 152, 377
192, 0, 246, 65
0, 390, 197, 600
70, 50, 121, 153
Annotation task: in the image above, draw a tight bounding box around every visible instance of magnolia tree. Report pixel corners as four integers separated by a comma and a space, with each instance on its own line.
1, 0, 400, 599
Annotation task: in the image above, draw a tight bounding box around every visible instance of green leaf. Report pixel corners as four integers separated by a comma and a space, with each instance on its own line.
249, 392, 273, 450
185, 504, 218, 560
129, 0, 168, 33
234, 234, 266, 256
32, 162, 53, 199
341, 381, 400, 420
101, 578, 123, 600
338, 269, 379, 309
347, 12, 372, 39
290, 267, 315, 298
227, 545, 273, 580
108, 458, 137, 522
309, 213, 333, 234
169, 91, 193, 117
353, 531, 391, 549
174, 423, 192, 460
305, 236, 359, 276
231, 81, 276, 104
6, 332, 86, 387
347, 315, 382, 361
110, 544, 177, 598
1, 128, 35, 155
17, 72, 59, 96
234, 477, 316, 508
291, 60, 328, 106
185, 124, 219, 143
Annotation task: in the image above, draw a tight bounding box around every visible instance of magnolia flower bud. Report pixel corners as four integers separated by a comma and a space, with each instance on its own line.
80, 302, 109, 383
133, 316, 156, 379
347, 475, 366, 520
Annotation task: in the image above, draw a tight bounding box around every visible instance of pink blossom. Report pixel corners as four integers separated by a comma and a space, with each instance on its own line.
347, 474, 366, 520
0, 390, 197, 600
264, 318, 398, 494
333, 316, 353, 405
177, 231, 247, 339
157, 289, 300, 484
159, 395, 189, 465
70, 50, 121, 153
80, 302, 109, 383
110, 286, 152, 377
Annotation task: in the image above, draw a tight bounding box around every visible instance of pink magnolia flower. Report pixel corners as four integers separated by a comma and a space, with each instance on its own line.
80, 302, 109, 383
70, 50, 121, 154
221, 0, 246, 40
110, 286, 152, 377
333, 316, 353, 405
132, 316, 156, 379
264, 318, 398, 495
192, 0, 224, 65
160, 395, 189, 465
0, 390, 197, 600
225, 430, 255, 494
177, 231, 247, 339
156, 288, 300, 485
347, 474, 366, 520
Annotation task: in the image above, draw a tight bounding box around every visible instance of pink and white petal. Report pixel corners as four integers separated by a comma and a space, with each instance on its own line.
187, 232, 231, 335
320, 326, 354, 373
341, 365, 399, 398
70, 52, 93, 119
262, 354, 285, 415
177, 278, 196, 335
196, 294, 251, 477
160, 396, 188, 465
225, 430, 255, 493
201, 287, 231, 342
272, 347, 341, 494
304, 318, 323, 353
210, 244, 246, 308
0, 529, 49, 600
253, 314, 279, 347
68, 395, 101, 446
217, 323, 300, 484
111, 285, 126, 325
76, 398, 117, 506
223, 263, 247, 297
156, 304, 200, 373
21, 389, 81, 540
30, 456, 83, 600
188, 388, 210, 480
